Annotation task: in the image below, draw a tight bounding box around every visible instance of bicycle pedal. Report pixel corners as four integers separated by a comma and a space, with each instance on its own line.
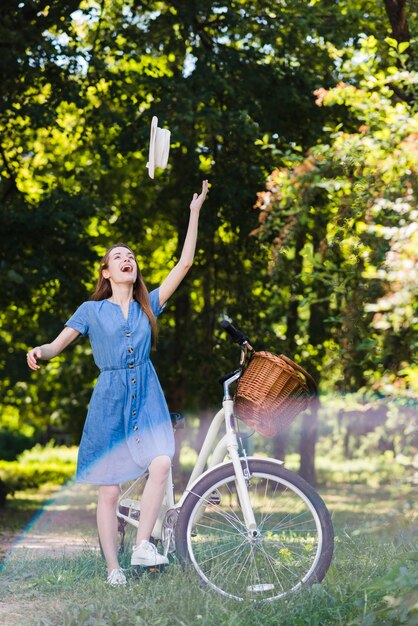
132, 564, 167, 576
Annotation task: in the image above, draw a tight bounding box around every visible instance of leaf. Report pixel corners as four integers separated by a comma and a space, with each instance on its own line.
397, 551, 418, 562
7, 269, 24, 284
384, 37, 398, 49
398, 42, 410, 53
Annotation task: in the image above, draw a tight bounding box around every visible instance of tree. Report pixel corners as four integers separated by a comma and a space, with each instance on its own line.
2, 0, 416, 458
253, 32, 417, 482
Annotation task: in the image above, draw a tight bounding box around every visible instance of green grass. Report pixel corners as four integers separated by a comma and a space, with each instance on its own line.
0, 484, 417, 626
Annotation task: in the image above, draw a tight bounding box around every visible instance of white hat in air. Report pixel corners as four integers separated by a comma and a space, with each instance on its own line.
147, 116, 171, 179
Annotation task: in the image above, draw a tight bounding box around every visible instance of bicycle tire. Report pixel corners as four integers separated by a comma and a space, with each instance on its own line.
175, 459, 334, 602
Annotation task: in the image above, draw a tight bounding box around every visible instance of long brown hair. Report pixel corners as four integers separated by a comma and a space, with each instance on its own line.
91, 243, 158, 345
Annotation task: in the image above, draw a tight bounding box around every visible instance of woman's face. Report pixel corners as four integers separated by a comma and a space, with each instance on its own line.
102, 246, 138, 285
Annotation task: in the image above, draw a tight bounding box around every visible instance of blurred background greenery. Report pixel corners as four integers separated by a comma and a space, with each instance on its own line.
0, 0, 417, 492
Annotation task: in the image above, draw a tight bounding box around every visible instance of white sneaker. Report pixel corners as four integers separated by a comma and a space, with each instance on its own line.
131, 540, 169, 566
107, 568, 127, 586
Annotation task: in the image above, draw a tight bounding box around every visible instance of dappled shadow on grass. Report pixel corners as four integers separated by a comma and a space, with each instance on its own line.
322, 483, 416, 537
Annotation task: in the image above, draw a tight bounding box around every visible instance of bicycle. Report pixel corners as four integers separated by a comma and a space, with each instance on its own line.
116, 320, 334, 602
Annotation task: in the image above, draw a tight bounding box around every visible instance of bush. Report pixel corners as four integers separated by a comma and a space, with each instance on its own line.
17, 442, 78, 465
0, 478, 12, 507
361, 553, 418, 625
0, 428, 37, 461
0, 442, 77, 492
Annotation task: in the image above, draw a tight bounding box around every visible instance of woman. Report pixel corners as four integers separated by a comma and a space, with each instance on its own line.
26, 180, 209, 585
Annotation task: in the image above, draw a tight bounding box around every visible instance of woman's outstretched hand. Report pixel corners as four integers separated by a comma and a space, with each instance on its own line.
190, 179, 209, 213
27, 347, 42, 370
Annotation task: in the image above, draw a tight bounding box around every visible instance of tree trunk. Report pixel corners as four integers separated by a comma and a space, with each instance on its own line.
273, 430, 289, 461
298, 398, 319, 485
196, 410, 212, 454
285, 230, 305, 354
298, 227, 330, 485
383, 0, 410, 42
172, 426, 188, 488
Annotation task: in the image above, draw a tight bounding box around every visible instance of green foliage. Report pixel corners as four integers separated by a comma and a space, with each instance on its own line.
314, 452, 409, 487
255, 47, 417, 388
352, 553, 418, 625
253, 31, 417, 480
0, 404, 38, 460
0, 1, 417, 480
0, 428, 36, 462
0, 443, 77, 491
0, 461, 74, 491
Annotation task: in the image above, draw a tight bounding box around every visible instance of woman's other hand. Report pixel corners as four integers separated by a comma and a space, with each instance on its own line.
190, 179, 209, 213
26, 347, 42, 370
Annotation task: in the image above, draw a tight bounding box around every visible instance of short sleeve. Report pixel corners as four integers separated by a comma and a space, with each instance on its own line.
65, 302, 90, 336
149, 288, 167, 318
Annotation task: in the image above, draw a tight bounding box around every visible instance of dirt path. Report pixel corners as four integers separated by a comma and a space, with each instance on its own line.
0, 483, 101, 625
1, 482, 99, 559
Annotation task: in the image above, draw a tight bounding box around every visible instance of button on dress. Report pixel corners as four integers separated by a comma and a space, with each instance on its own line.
65, 288, 174, 485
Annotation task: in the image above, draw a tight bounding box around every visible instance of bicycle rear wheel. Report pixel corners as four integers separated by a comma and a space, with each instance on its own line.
175, 459, 334, 602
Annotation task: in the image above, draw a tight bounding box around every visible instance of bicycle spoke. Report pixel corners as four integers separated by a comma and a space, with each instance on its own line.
253, 542, 286, 593
233, 542, 255, 583
205, 540, 249, 583
266, 510, 313, 532
181, 462, 333, 602
194, 537, 247, 568
197, 500, 246, 535
243, 544, 268, 592
258, 477, 281, 528
262, 545, 310, 585
193, 520, 244, 537
260, 498, 308, 530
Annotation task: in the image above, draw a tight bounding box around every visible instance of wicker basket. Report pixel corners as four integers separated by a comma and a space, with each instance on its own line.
235, 352, 317, 438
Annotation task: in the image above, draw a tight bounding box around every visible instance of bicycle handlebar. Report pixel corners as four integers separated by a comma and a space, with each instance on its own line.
220, 320, 250, 346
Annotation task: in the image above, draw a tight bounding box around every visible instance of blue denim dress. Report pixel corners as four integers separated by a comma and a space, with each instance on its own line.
65, 288, 174, 485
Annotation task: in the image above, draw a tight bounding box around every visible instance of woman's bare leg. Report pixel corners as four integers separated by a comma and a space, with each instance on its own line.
136, 455, 171, 544
97, 485, 120, 574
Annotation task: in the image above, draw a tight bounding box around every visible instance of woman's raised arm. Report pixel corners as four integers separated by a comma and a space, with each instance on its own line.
26, 326, 81, 371
159, 179, 208, 306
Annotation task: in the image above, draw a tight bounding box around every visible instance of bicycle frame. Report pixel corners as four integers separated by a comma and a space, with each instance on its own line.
117, 322, 334, 600
117, 349, 262, 541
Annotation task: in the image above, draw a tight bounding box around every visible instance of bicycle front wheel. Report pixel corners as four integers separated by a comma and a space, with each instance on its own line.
175, 459, 334, 602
